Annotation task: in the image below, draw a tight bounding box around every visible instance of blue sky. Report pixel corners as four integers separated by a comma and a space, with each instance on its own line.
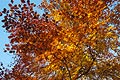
0, 0, 43, 69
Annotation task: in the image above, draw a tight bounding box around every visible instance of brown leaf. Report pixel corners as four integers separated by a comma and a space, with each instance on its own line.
11, 0, 14, 4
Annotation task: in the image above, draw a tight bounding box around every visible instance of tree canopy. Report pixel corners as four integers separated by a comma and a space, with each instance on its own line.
0, 0, 120, 80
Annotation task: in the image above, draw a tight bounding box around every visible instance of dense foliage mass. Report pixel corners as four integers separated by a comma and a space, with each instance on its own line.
0, 0, 120, 80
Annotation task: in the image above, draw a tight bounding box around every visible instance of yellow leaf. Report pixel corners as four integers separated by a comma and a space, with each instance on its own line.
63, 37, 68, 42
57, 42, 63, 49
29, 42, 33, 44
91, 36, 96, 41
54, 14, 61, 21
106, 32, 113, 36
53, 11, 62, 21
66, 44, 75, 52
107, 26, 113, 31
98, 1, 103, 4
48, 55, 52, 60
88, 13, 92, 18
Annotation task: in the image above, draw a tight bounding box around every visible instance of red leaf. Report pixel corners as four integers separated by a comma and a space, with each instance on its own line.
8, 35, 13, 38
21, 0, 25, 3
6, 48, 10, 50
0, 12, 2, 16
8, 4, 12, 7
5, 44, 10, 47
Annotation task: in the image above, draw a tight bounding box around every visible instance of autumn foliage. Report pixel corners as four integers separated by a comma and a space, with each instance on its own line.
0, 0, 120, 80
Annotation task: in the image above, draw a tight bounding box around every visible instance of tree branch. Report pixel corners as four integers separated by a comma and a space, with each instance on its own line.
63, 57, 72, 80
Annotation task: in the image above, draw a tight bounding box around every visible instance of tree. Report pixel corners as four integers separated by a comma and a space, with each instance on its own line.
0, 0, 120, 80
